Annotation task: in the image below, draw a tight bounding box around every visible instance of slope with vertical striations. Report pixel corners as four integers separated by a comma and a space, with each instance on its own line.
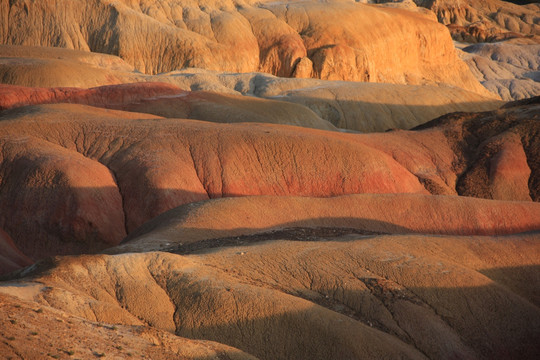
0, 0, 492, 97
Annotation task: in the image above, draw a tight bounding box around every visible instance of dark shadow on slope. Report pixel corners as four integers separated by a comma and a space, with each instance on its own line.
2, 237, 539, 359
170, 270, 540, 360
2, 185, 539, 263
266, 93, 502, 132
168, 226, 388, 255
479, 265, 540, 307
412, 98, 540, 201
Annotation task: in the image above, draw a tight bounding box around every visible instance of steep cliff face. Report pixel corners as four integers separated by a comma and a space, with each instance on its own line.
0, 0, 490, 96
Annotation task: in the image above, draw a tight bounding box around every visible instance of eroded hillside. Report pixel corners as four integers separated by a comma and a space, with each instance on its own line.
1, 0, 490, 96
0, 1, 539, 359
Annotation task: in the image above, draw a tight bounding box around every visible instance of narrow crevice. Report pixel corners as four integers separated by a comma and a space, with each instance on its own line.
107, 167, 129, 237
187, 143, 210, 199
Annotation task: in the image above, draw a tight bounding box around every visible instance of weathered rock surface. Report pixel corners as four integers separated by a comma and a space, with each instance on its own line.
364, 1, 540, 100
113, 193, 540, 254
0, 293, 256, 359
460, 42, 540, 100
411, 0, 540, 42
415, 96, 540, 201
0, 45, 136, 87
0, 82, 184, 111
0, 98, 538, 260
0, 54, 502, 132
0, 83, 337, 131
2, 231, 539, 359
266, 81, 501, 131
0, 0, 490, 96
0, 229, 32, 275
0, 103, 425, 259
0, 1, 538, 359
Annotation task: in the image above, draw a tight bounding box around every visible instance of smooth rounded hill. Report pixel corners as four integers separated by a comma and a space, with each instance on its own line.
0, 70, 503, 132
0, 83, 337, 131
0, 44, 137, 87
0, 98, 538, 261
264, 81, 501, 131
1, 0, 491, 96
0, 103, 425, 260
113, 193, 540, 254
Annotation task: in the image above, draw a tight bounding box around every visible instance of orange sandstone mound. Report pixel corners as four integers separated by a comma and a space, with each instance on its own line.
0, 83, 337, 131
0, 103, 425, 259
113, 193, 540, 254
0, 0, 491, 96
0, 80, 503, 132
0, 98, 538, 260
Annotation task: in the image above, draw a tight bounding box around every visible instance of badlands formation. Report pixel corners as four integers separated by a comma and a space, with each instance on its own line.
0, 0, 539, 359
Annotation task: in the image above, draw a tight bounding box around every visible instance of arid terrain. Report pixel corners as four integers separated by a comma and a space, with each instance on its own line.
0, 0, 539, 359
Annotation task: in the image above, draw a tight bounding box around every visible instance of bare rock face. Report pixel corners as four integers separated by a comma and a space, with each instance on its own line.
266, 81, 501, 131
0, 45, 503, 132
0, 130, 127, 260
0, 229, 32, 275
2, 231, 539, 359
0, 65, 502, 132
0, 82, 184, 111
361, 1, 539, 100
412, 0, 540, 42
0, 0, 490, 96
416, 96, 540, 201
488, 133, 532, 201
0, 45, 136, 87
459, 42, 540, 101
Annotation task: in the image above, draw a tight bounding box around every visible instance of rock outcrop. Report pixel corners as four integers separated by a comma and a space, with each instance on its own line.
0, 103, 425, 259
0, 0, 490, 96
0, 57, 503, 132
412, 0, 540, 42
459, 42, 540, 100
415, 96, 540, 201
265, 81, 501, 131
0, 1, 538, 359
0, 45, 135, 88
